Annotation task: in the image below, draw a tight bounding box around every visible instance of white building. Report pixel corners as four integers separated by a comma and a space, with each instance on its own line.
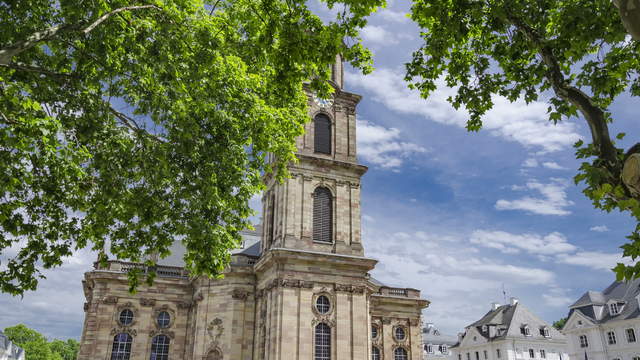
452, 298, 569, 360
0, 331, 24, 360
423, 323, 457, 360
563, 278, 640, 360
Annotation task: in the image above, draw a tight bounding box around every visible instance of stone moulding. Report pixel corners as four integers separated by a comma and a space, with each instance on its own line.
140, 298, 156, 307
110, 327, 137, 337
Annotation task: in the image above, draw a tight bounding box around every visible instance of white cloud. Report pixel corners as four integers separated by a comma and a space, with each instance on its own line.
360, 25, 399, 45
377, 9, 409, 22
542, 288, 573, 307
357, 119, 427, 169
523, 158, 539, 168
542, 161, 567, 170
495, 179, 574, 216
557, 251, 631, 271
470, 230, 577, 255
346, 68, 581, 153
590, 225, 610, 232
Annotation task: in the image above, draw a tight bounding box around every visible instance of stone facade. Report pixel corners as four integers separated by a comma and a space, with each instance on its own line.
77, 59, 429, 360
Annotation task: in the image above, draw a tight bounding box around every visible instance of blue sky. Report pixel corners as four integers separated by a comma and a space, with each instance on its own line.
1, 0, 638, 340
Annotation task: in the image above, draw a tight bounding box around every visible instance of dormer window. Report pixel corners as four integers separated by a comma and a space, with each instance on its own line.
610, 303, 620, 315
521, 325, 531, 336
440, 345, 448, 354
540, 327, 550, 338
426, 344, 433, 354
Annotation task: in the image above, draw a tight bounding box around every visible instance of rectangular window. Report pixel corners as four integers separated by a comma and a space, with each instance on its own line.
580, 335, 589, 348
476, 351, 480, 360
540, 350, 546, 359
459, 355, 462, 360
467, 353, 471, 360
497, 349, 501, 359
608, 331, 617, 345
627, 328, 637, 343
610, 303, 619, 315
484, 350, 488, 359
529, 349, 535, 358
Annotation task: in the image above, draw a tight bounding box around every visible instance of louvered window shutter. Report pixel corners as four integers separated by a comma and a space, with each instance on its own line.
268, 193, 275, 246
313, 187, 332, 243
314, 114, 331, 154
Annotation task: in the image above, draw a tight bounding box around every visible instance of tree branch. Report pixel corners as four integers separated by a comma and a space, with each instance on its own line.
108, 107, 167, 143
506, 12, 619, 166
0, 5, 162, 66
81, 5, 161, 34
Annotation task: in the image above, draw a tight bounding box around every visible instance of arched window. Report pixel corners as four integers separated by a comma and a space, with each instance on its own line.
111, 333, 132, 360
313, 187, 332, 243
150, 335, 170, 360
207, 349, 222, 360
372, 346, 381, 360
315, 323, 331, 360
394, 347, 408, 360
314, 114, 331, 154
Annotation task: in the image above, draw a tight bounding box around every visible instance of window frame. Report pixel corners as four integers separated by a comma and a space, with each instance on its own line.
315, 295, 331, 315
394, 326, 407, 341
157, 311, 171, 329
540, 350, 546, 359
149, 334, 170, 360
372, 346, 381, 360
314, 323, 332, 360
312, 187, 333, 244
607, 330, 617, 345
497, 349, 501, 359
313, 113, 332, 155
627, 328, 637, 343
110, 333, 133, 360
394, 347, 408, 360
371, 324, 379, 340
529, 349, 535, 358
579, 335, 589, 348
118, 309, 134, 326
610, 303, 620, 315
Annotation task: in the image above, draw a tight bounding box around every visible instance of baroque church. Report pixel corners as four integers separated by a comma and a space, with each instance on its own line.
77, 59, 429, 360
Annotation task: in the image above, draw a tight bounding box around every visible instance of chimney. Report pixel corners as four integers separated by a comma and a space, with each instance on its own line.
491, 302, 500, 311
510, 297, 519, 306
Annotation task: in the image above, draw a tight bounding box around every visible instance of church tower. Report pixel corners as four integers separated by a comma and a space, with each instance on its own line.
260, 56, 367, 257
76, 56, 428, 360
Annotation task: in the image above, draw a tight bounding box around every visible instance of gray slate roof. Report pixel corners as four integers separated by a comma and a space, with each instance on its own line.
0, 331, 25, 360
422, 325, 458, 345
459, 302, 564, 344
569, 277, 640, 324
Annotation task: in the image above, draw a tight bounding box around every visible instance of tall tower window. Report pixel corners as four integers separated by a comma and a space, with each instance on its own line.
268, 192, 275, 246
110, 333, 132, 360
314, 114, 332, 154
313, 187, 333, 243
315, 323, 331, 360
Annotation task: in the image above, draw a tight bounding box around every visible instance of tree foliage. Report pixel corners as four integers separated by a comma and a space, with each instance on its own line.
552, 317, 567, 331
406, 0, 640, 279
0, 0, 385, 295
4, 324, 78, 360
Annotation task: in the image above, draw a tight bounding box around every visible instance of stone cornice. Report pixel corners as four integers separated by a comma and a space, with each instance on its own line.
254, 247, 377, 273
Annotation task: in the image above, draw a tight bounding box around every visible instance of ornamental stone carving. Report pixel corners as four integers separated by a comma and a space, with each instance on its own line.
177, 301, 192, 309
140, 298, 156, 307
232, 289, 250, 300
207, 318, 224, 346
110, 327, 137, 337
102, 296, 118, 304
149, 329, 175, 339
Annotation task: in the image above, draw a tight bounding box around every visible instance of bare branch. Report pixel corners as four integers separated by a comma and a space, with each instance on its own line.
0, 110, 16, 124
0, 24, 72, 66
82, 5, 161, 34
0, 5, 162, 66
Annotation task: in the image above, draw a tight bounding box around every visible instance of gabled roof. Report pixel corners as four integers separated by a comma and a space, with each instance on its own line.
569, 277, 640, 324
461, 302, 564, 343
423, 324, 458, 345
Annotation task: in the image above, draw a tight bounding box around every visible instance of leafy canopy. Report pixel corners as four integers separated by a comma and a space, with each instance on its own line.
0, 0, 385, 295
406, 0, 640, 279
4, 324, 78, 360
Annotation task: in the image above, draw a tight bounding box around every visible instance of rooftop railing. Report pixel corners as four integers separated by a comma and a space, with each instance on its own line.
95, 260, 189, 279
